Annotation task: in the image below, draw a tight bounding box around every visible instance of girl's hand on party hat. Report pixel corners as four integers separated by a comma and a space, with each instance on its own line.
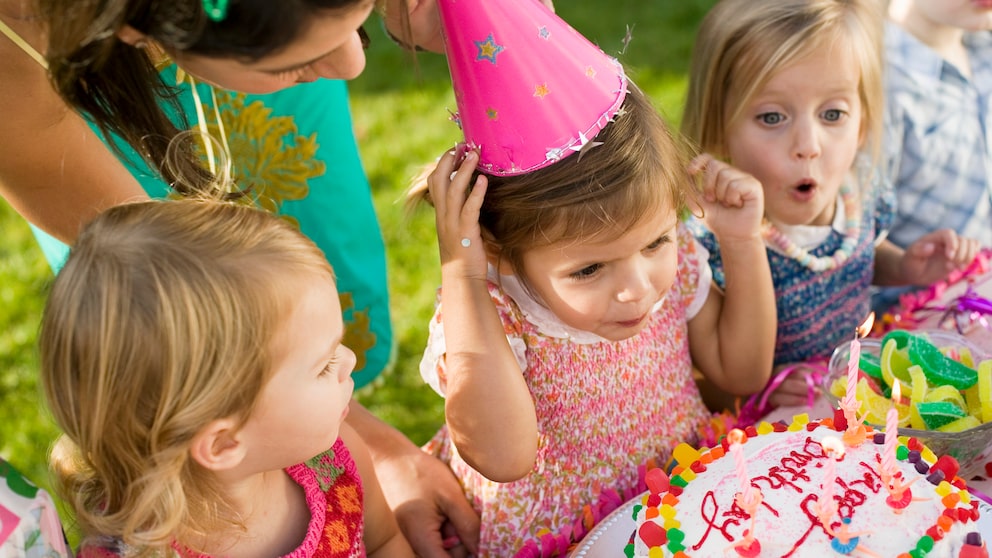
688, 153, 765, 246
428, 146, 490, 282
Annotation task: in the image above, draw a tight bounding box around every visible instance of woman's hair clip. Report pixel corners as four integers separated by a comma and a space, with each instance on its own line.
203, 0, 230, 22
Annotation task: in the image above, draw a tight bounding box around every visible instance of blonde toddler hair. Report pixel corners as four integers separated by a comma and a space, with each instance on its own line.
40, 199, 333, 556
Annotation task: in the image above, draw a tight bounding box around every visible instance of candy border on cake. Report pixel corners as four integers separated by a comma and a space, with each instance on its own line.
625, 414, 984, 558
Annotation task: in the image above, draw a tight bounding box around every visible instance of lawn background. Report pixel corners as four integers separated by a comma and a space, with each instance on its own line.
0, 0, 716, 513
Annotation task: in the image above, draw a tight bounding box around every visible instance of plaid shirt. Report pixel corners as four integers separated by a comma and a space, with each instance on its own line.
884, 23, 992, 248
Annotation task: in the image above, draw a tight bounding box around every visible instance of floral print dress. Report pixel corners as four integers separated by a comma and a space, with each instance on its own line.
421, 222, 714, 557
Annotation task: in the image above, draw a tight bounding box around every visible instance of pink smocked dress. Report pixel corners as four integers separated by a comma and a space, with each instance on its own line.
421, 223, 714, 557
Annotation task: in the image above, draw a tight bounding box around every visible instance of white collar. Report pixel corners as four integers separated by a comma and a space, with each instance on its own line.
767, 194, 846, 254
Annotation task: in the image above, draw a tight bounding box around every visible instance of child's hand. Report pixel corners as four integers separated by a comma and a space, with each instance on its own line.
427, 146, 490, 281
688, 154, 764, 244
764, 363, 823, 408
900, 229, 981, 286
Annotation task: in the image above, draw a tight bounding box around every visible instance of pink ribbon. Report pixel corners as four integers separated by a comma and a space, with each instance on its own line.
884, 249, 992, 335
735, 360, 829, 429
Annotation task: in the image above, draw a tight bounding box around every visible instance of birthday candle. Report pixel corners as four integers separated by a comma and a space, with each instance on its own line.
727, 429, 753, 502
842, 314, 875, 408
843, 336, 861, 408
819, 436, 845, 517
882, 381, 901, 478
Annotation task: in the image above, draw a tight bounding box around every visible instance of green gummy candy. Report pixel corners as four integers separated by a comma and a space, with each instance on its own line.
908, 336, 978, 390
859, 352, 883, 380
915, 400, 968, 430
881, 329, 916, 350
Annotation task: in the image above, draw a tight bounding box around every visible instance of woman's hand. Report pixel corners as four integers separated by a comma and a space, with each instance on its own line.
346, 401, 480, 557
375, 446, 479, 557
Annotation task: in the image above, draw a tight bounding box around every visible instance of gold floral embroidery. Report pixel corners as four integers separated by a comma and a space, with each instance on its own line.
197, 92, 377, 372
204, 91, 324, 215
339, 293, 375, 372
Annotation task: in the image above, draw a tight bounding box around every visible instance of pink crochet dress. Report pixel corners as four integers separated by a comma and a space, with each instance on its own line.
79, 438, 366, 558
421, 223, 714, 557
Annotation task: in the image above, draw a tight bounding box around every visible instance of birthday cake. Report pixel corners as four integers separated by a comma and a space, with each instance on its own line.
628, 415, 986, 557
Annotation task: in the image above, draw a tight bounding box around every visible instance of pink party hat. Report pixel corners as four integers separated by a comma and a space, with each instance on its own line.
439, 0, 628, 176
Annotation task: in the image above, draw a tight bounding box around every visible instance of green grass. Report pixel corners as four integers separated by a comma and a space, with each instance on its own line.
0, 0, 715, 505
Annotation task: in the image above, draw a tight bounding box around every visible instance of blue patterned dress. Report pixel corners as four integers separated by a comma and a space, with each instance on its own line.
690, 176, 894, 366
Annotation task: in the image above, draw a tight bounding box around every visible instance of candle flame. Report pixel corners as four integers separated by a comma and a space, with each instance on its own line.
892, 380, 901, 403
728, 428, 746, 445
856, 312, 875, 338
821, 436, 845, 459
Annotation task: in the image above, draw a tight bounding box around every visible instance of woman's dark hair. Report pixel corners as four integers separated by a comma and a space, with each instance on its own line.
40, 0, 371, 194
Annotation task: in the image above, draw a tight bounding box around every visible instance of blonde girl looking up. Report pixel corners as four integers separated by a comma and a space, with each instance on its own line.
682, 0, 979, 410
412, 81, 776, 556
40, 199, 414, 558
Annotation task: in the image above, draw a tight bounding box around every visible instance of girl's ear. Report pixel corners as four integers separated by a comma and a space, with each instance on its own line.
116, 25, 149, 47
189, 417, 246, 471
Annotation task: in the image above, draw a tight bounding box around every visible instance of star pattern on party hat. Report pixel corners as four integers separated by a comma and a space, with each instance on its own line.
474, 33, 505, 64
438, 0, 628, 176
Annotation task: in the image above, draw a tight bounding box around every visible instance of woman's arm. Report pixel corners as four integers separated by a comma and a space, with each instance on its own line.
345, 401, 479, 558
339, 422, 415, 558
0, 19, 147, 243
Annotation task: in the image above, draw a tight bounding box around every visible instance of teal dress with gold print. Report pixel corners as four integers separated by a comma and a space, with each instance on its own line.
31, 69, 392, 388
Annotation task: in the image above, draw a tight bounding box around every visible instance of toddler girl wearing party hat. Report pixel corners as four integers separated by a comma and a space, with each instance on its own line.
410, 1, 777, 555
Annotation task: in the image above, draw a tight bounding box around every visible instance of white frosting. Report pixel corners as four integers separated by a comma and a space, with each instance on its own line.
633, 424, 976, 557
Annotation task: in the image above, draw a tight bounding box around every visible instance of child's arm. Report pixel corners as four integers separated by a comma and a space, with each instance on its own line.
340, 423, 416, 558
427, 149, 538, 482
873, 230, 981, 286
686, 155, 776, 395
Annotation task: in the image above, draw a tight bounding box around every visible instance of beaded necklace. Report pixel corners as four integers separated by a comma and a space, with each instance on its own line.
762, 182, 860, 273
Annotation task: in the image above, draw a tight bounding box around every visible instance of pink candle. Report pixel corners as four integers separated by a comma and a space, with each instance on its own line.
819, 436, 845, 518
843, 314, 876, 409
843, 336, 861, 408
882, 381, 901, 478
727, 429, 753, 502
